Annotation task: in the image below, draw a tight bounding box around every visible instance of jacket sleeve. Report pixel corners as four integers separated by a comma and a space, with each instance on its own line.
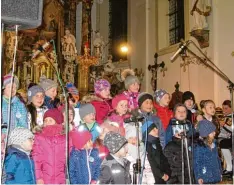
4, 154, 19, 184
158, 119, 165, 148
98, 165, 113, 184
69, 150, 79, 184
92, 150, 102, 181
32, 135, 44, 180
16, 102, 29, 129
193, 146, 204, 181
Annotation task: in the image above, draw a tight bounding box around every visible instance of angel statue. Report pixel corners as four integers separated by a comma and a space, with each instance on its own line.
104, 55, 115, 73
93, 31, 105, 62
190, 0, 211, 30
62, 28, 77, 61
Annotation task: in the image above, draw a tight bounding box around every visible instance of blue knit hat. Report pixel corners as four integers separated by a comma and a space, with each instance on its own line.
198, 119, 216, 137
141, 121, 157, 134
154, 89, 169, 103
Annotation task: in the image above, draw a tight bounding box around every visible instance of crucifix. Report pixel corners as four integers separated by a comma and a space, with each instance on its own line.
148, 53, 167, 91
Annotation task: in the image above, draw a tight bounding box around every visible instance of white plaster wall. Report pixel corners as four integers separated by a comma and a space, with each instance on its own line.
155, 0, 234, 106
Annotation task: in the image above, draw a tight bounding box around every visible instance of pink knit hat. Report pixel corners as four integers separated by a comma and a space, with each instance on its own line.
43, 108, 64, 124
112, 94, 128, 109
94, 79, 110, 94
3, 74, 19, 89
70, 130, 92, 150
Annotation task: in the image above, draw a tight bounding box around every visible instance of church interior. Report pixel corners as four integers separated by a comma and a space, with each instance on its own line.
1, 0, 234, 184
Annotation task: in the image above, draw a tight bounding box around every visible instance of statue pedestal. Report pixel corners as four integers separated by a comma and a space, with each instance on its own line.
78, 65, 90, 97
190, 29, 209, 48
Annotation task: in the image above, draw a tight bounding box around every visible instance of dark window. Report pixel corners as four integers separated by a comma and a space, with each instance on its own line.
168, 0, 184, 45
109, 0, 128, 62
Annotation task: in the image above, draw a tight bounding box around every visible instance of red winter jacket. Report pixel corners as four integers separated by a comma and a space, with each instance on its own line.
32, 125, 66, 184
91, 98, 112, 125
154, 102, 173, 131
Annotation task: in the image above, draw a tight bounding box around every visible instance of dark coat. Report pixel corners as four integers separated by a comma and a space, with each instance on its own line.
4, 146, 36, 184
69, 147, 102, 184
98, 154, 131, 184
164, 137, 193, 184
146, 137, 171, 184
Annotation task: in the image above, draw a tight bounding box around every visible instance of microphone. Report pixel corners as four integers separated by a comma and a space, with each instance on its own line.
170, 40, 190, 62
31, 40, 53, 59
124, 109, 144, 123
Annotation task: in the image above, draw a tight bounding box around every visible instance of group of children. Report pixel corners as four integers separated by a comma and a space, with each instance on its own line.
1, 71, 233, 184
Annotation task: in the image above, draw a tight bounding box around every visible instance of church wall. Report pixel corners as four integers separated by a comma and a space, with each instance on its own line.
128, 0, 156, 93
130, 0, 234, 107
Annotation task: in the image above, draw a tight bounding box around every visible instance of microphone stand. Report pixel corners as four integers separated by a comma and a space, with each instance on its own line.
133, 121, 141, 185
179, 125, 192, 185
184, 40, 234, 180
45, 41, 70, 184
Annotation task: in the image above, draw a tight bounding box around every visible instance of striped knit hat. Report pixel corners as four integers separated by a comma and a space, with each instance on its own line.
3, 74, 19, 89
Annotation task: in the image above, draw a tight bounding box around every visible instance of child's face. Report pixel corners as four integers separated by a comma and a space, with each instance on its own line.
159, 94, 170, 107
116, 144, 128, 157
4, 83, 17, 98
203, 102, 216, 116
21, 138, 34, 152
45, 87, 57, 100
116, 100, 128, 115
140, 99, 153, 113
44, 117, 56, 126
149, 127, 159, 137
99, 88, 110, 99
222, 105, 232, 116
184, 99, 194, 110
32, 92, 45, 108
83, 113, 96, 124
63, 109, 74, 124
84, 139, 93, 150
208, 131, 216, 140
175, 106, 187, 121
128, 137, 137, 145
128, 83, 140, 93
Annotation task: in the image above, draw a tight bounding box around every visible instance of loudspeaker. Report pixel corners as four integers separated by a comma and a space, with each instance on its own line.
1, 0, 44, 30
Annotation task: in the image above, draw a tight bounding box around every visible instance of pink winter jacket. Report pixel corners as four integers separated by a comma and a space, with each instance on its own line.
32, 125, 66, 184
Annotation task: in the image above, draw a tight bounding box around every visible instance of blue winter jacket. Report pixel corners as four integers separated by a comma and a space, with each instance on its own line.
69, 147, 102, 184
4, 146, 36, 184
77, 122, 102, 142
193, 141, 222, 184
2, 96, 28, 133
140, 111, 165, 148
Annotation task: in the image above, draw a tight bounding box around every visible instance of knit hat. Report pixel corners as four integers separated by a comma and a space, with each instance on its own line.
198, 119, 216, 137
43, 108, 64, 124
3, 74, 19, 89
104, 131, 128, 154
125, 123, 142, 140
112, 94, 128, 109
138, 92, 153, 108
27, 85, 45, 103
79, 103, 96, 120
39, 78, 57, 92
70, 130, 92, 150
8, 128, 34, 146
124, 75, 140, 90
94, 79, 110, 94
155, 89, 169, 103
182, 91, 195, 103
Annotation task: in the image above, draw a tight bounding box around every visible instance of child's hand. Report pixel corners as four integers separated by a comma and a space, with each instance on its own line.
198, 178, 203, 184
91, 180, 97, 184
162, 174, 169, 181
37, 179, 44, 184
